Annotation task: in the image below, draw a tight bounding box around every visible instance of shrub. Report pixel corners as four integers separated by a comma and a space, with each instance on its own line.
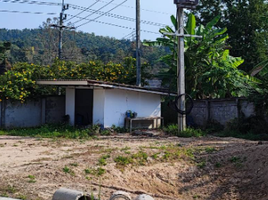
164, 124, 206, 137
205, 120, 224, 134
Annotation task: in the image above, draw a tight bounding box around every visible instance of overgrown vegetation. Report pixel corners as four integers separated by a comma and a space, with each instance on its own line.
0, 124, 93, 139
214, 114, 268, 141
145, 13, 256, 99
0, 57, 151, 102
164, 124, 206, 137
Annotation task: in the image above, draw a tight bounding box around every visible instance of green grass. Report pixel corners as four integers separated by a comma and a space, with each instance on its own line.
27, 175, 36, 183
120, 146, 131, 151
196, 160, 206, 168
164, 125, 206, 137
2, 185, 16, 194
84, 167, 106, 176
0, 124, 94, 139
98, 155, 110, 166
114, 156, 133, 166
70, 163, 79, 167
205, 147, 217, 153
16, 194, 27, 200
131, 151, 148, 165
62, 166, 71, 174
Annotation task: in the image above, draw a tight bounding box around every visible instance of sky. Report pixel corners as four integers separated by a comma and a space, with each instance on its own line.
0, 0, 177, 40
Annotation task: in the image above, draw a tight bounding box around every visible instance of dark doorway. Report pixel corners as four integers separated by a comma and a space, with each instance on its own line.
75, 89, 93, 126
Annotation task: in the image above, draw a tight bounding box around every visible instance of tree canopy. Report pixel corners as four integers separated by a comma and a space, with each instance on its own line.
144, 13, 256, 99
193, 0, 268, 72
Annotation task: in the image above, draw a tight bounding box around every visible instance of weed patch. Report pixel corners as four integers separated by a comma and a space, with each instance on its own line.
98, 155, 110, 166
27, 175, 36, 183
164, 125, 206, 137
0, 124, 95, 139
84, 167, 106, 176
114, 156, 133, 166
205, 147, 217, 153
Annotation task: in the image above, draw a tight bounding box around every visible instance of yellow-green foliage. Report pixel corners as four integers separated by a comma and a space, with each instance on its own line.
0, 57, 151, 102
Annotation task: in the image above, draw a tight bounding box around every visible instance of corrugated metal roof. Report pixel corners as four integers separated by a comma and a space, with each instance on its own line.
37, 79, 176, 96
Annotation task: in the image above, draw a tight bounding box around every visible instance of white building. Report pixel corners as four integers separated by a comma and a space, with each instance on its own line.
37, 79, 172, 128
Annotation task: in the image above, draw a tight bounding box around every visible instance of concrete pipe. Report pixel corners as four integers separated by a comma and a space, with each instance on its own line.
0, 198, 21, 200
109, 191, 132, 200
52, 188, 92, 200
133, 194, 154, 200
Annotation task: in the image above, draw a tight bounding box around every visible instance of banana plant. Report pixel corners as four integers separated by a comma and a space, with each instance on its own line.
144, 13, 255, 99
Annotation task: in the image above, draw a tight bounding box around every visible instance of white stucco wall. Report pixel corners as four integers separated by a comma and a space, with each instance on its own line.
93, 89, 105, 125
65, 88, 75, 125
103, 89, 161, 127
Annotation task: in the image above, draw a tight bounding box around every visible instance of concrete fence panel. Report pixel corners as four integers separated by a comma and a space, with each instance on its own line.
0, 96, 65, 128
4, 99, 42, 128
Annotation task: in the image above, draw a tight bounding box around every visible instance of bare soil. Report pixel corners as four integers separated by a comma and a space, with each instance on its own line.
0, 134, 268, 200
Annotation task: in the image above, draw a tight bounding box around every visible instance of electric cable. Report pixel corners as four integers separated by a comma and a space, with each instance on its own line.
0, 0, 61, 6
75, 0, 128, 28
91, 0, 172, 15
0, 9, 57, 15
0, 0, 167, 28
69, 4, 167, 27
122, 30, 135, 39
67, 14, 160, 35
73, 0, 115, 25
66, 0, 101, 22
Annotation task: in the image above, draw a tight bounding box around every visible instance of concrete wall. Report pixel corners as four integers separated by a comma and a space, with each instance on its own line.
189, 98, 256, 126
0, 96, 65, 128
4, 99, 43, 128
103, 89, 161, 127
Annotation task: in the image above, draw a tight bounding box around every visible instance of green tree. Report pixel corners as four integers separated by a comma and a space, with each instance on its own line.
0, 41, 11, 74
0, 57, 152, 102
145, 14, 255, 99
193, 0, 268, 72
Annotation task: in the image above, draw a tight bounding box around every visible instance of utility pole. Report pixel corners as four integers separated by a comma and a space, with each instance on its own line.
50, 0, 73, 60
177, 6, 186, 132
165, 0, 200, 132
59, 0, 67, 60
136, 0, 141, 86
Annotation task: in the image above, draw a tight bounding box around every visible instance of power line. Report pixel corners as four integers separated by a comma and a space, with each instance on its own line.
73, 0, 115, 25
92, 0, 172, 15
66, 0, 101, 22
68, 4, 167, 28
0, 0, 61, 6
67, 14, 160, 35
122, 30, 135, 39
0, 0, 168, 27
76, 0, 128, 28
0, 9, 57, 15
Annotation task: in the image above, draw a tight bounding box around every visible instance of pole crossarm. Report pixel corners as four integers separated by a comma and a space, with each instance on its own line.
162, 31, 203, 38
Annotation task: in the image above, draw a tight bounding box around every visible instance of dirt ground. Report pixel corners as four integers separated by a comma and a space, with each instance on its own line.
0, 134, 268, 200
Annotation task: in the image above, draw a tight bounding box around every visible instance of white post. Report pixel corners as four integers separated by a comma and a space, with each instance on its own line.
65, 88, 75, 126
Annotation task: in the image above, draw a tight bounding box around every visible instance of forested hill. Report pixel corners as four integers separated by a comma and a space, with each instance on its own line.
0, 28, 169, 73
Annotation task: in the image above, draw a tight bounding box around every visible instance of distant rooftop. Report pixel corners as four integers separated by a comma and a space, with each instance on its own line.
144, 79, 162, 89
